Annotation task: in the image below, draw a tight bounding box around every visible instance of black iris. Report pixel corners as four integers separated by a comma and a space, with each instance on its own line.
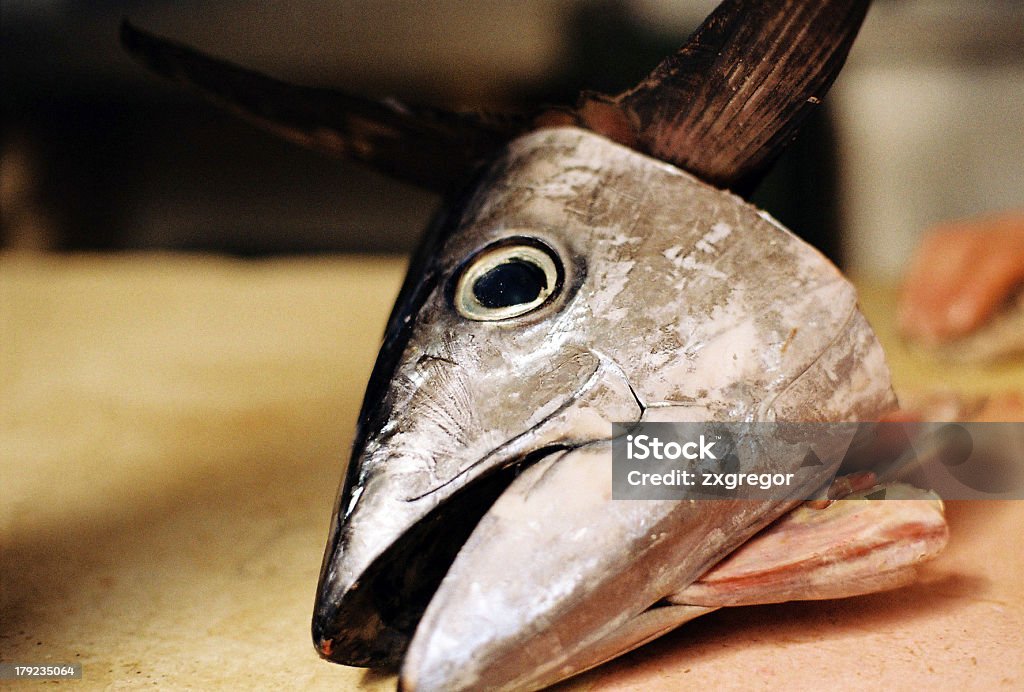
472, 259, 548, 309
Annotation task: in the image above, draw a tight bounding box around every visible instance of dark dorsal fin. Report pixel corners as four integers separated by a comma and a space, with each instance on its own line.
122, 0, 870, 193
120, 20, 530, 193
575, 0, 872, 189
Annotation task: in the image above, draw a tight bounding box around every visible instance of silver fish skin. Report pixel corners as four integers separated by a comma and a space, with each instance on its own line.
312, 127, 896, 683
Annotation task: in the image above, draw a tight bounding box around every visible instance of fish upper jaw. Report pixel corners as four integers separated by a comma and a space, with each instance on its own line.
312, 348, 643, 666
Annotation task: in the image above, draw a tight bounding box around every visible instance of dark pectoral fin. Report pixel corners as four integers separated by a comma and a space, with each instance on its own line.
120, 20, 529, 192
580, 0, 871, 189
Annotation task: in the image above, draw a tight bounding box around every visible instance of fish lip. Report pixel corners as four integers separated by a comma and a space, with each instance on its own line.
311, 443, 579, 667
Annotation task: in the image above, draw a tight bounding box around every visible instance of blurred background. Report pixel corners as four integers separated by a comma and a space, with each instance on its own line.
2, 0, 1022, 277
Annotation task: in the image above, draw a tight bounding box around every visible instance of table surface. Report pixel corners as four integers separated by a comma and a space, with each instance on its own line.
2, 253, 1022, 690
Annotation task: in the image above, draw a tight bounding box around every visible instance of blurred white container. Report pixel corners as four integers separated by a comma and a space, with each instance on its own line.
831, 1, 1024, 280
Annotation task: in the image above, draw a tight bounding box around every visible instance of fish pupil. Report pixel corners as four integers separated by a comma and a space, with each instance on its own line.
472, 259, 547, 309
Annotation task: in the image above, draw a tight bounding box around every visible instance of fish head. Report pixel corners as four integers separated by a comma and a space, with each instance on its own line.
119, 1, 884, 686
312, 127, 896, 679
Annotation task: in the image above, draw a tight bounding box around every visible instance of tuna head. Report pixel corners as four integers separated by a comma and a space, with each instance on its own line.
311, 127, 896, 685
119, 1, 883, 687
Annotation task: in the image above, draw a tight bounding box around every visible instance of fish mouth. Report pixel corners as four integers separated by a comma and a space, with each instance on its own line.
312, 349, 644, 667
312, 444, 574, 667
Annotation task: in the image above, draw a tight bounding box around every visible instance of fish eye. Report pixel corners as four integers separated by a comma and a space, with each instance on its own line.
454, 239, 563, 321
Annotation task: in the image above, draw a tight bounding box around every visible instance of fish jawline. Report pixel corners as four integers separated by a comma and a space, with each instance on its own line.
318, 445, 572, 668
